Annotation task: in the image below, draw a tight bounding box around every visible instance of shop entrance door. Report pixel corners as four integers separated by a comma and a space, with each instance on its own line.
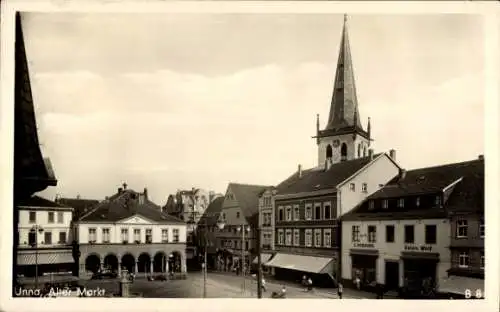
385, 261, 399, 290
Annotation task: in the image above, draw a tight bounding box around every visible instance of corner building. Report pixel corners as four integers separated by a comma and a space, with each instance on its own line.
341, 158, 484, 298
265, 16, 400, 286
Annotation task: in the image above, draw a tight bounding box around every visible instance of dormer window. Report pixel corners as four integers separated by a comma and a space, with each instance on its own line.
382, 200, 388, 209
349, 183, 355, 191
415, 197, 420, 207
435, 196, 441, 207
397, 199, 404, 208
368, 200, 375, 210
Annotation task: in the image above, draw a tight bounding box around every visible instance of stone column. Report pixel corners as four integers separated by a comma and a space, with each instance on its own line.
100, 261, 104, 271
150, 261, 154, 274
118, 263, 122, 276
134, 262, 138, 274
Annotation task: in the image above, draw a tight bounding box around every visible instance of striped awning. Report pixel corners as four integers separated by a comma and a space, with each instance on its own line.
17, 250, 74, 265
252, 253, 273, 264
264, 253, 334, 274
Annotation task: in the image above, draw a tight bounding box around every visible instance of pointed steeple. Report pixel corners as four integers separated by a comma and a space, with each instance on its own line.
323, 14, 365, 136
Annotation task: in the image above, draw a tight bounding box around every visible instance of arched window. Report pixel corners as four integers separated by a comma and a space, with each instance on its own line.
363, 146, 367, 157
341, 143, 347, 161
326, 144, 333, 159
357, 143, 361, 158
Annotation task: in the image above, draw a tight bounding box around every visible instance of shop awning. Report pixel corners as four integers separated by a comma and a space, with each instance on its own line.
17, 250, 74, 265
401, 251, 440, 261
438, 275, 485, 296
350, 249, 379, 257
264, 253, 334, 274
252, 253, 273, 264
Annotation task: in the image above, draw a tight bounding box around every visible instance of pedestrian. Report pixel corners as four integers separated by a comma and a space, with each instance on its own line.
337, 282, 343, 299
354, 276, 361, 290
307, 277, 313, 292
261, 277, 267, 292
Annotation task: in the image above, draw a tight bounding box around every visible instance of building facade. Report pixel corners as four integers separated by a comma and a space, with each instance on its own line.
264, 15, 400, 287
341, 158, 484, 298
196, 197, 225, 270
257, 187, 276, 272
215, 183, 269, 273
162, 188, 223, 267
16, 196, 75, 278
75, 184, 187, 278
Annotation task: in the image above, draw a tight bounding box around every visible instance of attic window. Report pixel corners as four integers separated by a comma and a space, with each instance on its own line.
315, 184, 321, 188
161, 216, 167, 220
368, 200, 374, 210
382, 200, 388, 209
100, 214, 106, 219
415, 197, 420, 207
418, 176, 426, 181
397, 199, 404, 208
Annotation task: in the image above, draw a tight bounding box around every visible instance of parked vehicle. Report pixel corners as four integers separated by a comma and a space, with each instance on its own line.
92, 269, 118, 280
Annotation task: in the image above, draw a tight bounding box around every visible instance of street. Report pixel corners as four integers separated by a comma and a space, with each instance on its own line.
80, 271, 374, 299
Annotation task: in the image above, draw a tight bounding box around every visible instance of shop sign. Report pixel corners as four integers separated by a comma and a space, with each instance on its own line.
404, 245, 432, 252
353, 243, 375, 248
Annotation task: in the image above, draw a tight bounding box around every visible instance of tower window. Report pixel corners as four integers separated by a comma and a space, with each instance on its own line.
326, 144, 333, 159
341, 143, 347, 161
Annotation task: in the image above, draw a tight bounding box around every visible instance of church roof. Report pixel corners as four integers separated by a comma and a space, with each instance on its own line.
14, 13, 57, 196
318, 15, 368, 139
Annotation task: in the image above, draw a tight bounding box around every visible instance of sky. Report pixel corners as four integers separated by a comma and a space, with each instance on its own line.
22, 13, 484, 205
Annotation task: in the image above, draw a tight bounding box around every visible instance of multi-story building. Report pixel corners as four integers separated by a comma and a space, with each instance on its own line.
257, 187, 276, 273
264, 15, 400, 286
341, 157, 484, 298
75, 184, 187, 278
196, 196, 225, 270
438, 156, 485, 298
16, 195, 75, 278
162, 188, 223, 268
216, 183, 270, 273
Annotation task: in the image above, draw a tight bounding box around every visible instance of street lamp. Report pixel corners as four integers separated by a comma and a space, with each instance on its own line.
30, 225, 44, 289
237, 225, 251, 294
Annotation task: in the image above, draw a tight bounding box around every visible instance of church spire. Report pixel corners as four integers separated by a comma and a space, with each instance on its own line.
324, 14, 365, 135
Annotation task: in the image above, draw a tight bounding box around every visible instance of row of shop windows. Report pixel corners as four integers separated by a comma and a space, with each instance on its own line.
277, 202, 335, 222
351, 224, 437, 244
276, 228, 335, 248
87, 228, 179, 244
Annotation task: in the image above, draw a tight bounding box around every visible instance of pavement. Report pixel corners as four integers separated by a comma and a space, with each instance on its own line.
79, 271, 374, 299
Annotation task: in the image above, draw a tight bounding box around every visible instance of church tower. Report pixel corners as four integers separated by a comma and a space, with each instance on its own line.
314, 15, 372, 167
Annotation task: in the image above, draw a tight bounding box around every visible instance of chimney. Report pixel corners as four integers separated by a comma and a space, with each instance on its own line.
399, 168, 407, 180
118, 187, 123, 194
143, 188, 148, 200
389, 149, 396, 160
478, 154, 484, 160
369, 148, 374, 160
122, 182, 127, 190
298, 164, 302, 178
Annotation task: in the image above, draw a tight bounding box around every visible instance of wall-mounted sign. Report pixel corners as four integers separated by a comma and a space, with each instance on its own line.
404, 245, 432, 252
353, 243, 375, 248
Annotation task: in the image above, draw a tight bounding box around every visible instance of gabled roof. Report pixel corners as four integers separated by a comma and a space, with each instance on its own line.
199, 196, 225, 226
228, 183, 271, 220
79, 189, 184, 224
18, 195, 70, 209
342, 158, 484, 220
276, 154, 383, 195
367, 159, 484, 200
57, 197, 100, 220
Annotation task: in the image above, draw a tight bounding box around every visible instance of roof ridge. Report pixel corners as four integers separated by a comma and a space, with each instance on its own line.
404, 158, 484, 173
78, 190, 128, 221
